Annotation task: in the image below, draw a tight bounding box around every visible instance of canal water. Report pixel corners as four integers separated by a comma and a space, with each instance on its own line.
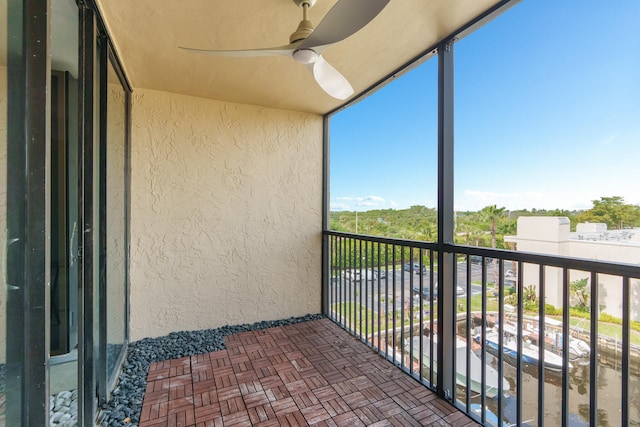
465, 351, 640, 426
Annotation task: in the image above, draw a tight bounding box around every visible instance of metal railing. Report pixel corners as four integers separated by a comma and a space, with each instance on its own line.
324, 231, 640, 427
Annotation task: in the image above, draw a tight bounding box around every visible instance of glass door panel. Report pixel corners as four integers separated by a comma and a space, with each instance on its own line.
1, 3, 10, 424
105, 58, 127, 385
50, 1, 79, 424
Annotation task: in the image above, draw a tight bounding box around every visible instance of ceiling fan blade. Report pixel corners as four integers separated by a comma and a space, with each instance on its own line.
179, 43, 298, 58
308, 55, 353, 100
299, 0, 390, 50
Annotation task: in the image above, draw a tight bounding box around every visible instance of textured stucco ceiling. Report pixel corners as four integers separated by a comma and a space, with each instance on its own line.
95, 0, 502, 114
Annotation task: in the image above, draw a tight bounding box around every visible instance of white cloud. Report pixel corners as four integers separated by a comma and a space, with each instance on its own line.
331, 195, 395, 211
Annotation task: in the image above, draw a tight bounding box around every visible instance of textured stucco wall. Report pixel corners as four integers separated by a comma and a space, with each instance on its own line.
129, 89, 323, 341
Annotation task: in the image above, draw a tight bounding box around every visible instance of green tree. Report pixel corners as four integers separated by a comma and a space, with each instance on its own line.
577, 196, 640, 229
480, 205, 506, 249
570, 278, 589, 311
479, 205, 506, 284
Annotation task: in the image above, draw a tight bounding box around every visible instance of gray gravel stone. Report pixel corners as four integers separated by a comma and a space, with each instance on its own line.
99, 313, 324, 426
50, 389, 78, 426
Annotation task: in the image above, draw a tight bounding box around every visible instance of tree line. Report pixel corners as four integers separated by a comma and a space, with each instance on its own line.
330, 196, 640, 249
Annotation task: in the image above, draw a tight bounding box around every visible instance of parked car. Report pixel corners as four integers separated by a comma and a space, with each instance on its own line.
364, 269, 378, 280
371, 268, 387, 279
342, 269, 361, 282
413, 284, 463, 299
412, 284, 436, 301
470, 255, 483, 264
505, 269, 514, 278
403, 262, 427, 274
342, 269, 382, 281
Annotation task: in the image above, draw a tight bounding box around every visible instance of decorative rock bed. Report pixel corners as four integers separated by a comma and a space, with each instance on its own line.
98, 314, 324, 427
50, 390, 78, 426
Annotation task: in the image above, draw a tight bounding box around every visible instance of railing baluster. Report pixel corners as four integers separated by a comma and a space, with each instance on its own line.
402, 247, 408, 369
322, 232, 640, 427
365, 240, 369, 343
481, 256, 487, 426
345, 238, 349, 330
562, 268, 570, 427
351, 237, 355, 333
516, 260, 523, 427
622, 275, 630, 427
430, 250, 435, 388
589, 270, 598, 427
408, 247, 414, 373
358, 239, 363, 340
452, 251, 458, 403
385, 244, 390, 358
497, 258, 504, 427
340, 238, 344, 323
538, 264, 545, 427
393, 244, 397, 363
344, 237, 348, 326
377, 242, 382, 353
332, 236, 335, 321
419, 251, 424, 383
336, 236, 339, 320
465, 254, 471, 411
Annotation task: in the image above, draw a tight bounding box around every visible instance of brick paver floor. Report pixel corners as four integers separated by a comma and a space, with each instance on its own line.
139, 318, 480, 426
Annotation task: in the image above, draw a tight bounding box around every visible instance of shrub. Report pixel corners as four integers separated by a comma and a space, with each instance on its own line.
545, 304, 561, 315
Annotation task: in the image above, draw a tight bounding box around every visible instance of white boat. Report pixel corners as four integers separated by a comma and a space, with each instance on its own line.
569, 337, 590, 358
531, 316, 591, 360
482, 329, 571, 371
405, 335, 509, 398
470, 404, 509, 427
550, 331, 591, 360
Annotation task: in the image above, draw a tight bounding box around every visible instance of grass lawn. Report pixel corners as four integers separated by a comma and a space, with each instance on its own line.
457, 293, 499, 313
331, 301, 434, 334
457, 293, 640, 346
565, 317, 640, 346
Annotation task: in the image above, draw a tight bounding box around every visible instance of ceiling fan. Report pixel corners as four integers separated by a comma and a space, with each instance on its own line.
180, 0, 390, 100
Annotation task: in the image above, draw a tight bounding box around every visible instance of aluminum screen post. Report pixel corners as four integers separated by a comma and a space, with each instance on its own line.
322, 112, 331, 314
437, 38, 455, 400
6, 0, 51, 424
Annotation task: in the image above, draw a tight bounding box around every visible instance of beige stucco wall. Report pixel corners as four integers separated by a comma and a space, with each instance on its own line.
516, 217, 571, 307
514, 217, 640, 321
566, 239, 640, 321
129, 89, 323, 341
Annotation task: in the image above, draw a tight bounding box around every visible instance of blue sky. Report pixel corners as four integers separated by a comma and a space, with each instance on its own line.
329, 0, 640, 212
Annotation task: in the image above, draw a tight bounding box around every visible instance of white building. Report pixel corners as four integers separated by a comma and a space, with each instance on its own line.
505, 217, 640, 321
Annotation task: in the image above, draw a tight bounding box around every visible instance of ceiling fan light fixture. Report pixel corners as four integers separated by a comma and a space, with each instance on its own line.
180, 0, 390, 99
292, 48, 318, 64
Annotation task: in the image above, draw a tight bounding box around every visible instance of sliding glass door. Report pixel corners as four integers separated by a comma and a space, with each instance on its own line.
49, 9, 81, 420
1, 0, 130, 424
103, 54, 129, 392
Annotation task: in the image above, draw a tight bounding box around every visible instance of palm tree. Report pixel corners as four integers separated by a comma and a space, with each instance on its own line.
480, 204, 506, 249
480, 205, 506, 285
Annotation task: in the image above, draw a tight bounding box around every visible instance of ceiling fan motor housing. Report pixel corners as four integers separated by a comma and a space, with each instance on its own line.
292, 48, 318, 64
289, 0, 317, 43
289, 19, 314, 44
